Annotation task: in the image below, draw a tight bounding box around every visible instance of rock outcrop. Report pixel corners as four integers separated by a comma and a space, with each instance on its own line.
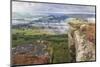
12, 40, 51, 65
68, 18, 96, 62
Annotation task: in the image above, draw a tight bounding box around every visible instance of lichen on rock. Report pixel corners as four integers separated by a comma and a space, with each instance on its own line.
68, 18, 96, 62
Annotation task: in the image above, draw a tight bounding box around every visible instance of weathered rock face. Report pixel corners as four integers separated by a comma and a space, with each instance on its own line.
12, 41, 50, 65
12, 54, 49, 65
68, 19, 96, 62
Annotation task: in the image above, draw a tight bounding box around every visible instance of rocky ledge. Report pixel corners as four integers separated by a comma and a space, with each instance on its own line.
68, 18, 96, 62
12, 40, 50, 65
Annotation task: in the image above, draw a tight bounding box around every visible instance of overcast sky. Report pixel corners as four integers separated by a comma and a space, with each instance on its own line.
12, 1, 95, 15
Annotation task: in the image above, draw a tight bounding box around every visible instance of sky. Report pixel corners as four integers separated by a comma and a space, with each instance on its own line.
12, 1, 96, 34
12, 1, 95, 15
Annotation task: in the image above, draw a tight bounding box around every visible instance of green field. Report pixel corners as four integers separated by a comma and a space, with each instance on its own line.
12, 28, 71, 63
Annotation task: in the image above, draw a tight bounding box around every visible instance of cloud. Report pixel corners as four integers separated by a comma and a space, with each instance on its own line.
12, 1, 95, 15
